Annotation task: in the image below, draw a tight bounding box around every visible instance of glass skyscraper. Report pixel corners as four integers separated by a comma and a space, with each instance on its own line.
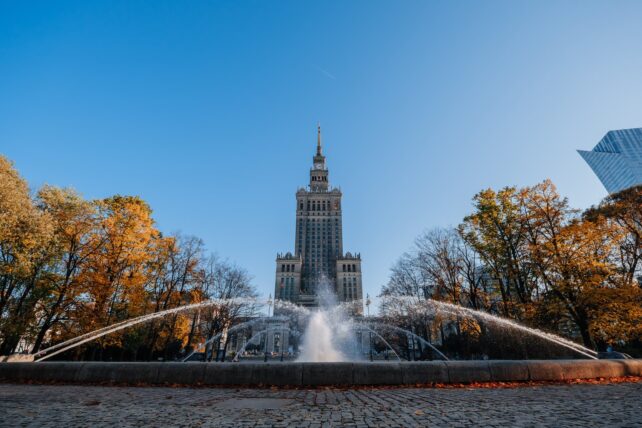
578, 128, 642, 194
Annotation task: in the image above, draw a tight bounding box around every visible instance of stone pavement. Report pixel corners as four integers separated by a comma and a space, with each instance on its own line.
0, 382, 640, 427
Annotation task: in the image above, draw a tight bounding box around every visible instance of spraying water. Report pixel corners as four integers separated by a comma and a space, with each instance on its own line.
35, 297, 291, 361
296, 277, 366, 362
298, 311, 347, 362
381, 296, 597, 359
31, 285, 597, 362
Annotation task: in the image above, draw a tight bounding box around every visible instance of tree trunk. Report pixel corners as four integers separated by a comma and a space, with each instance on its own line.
577, 318, 596, 350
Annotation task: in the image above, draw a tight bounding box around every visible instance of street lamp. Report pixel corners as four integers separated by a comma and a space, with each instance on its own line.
264, 294, 273, 362
267, 293, 273, 317
280, 318, 286, 362
366, 294, 373, 361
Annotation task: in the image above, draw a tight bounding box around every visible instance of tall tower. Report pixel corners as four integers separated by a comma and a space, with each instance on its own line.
275, 126, 362, 311
578, 127, 642, 194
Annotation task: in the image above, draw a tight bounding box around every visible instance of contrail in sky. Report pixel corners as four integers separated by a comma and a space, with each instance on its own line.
313, 64, 336, 80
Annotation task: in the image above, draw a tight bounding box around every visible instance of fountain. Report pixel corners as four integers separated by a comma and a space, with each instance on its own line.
26, 288, 598, 363
298, 311, 347, 362
296, 282, 361, 362
2, 285, 640, 386
27, 290, 597, 363
379, 296, 598, 360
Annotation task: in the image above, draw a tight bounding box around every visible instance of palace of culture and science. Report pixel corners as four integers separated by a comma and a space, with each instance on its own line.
275, 126, 363, 312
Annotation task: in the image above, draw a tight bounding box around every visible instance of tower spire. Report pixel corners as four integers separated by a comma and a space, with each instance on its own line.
316, 122, 322, 156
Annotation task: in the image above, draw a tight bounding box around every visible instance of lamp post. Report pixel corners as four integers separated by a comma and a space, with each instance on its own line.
280, 317, 286, 362
264, 294, 273, 362
366, 294, 373, 361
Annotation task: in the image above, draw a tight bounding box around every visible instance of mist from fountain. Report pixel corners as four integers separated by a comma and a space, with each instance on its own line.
35, 297, 294, 362
231, 326, 299, 362
381, 296, 598, 359
354, 325, 402, 361
182, 316, 275, 362
31, 283, 599, 363
181, 299, 312, 362
356, 321, 449, 360
296, 279, 366, 362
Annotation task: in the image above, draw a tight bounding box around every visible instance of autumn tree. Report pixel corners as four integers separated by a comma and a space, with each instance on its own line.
379, 252, 432, 303
384, 179, 642, 355
196, 256, 258, 361
70, 195, 160, 356
29, 186, 102, 352
0, 155, 259, 360
142, 234, 204, 359
0, 156, 54, 354
583, 185, 642, 347
519, 180, 642, 349
584, 185, 642, 286
459, 187, 536, 318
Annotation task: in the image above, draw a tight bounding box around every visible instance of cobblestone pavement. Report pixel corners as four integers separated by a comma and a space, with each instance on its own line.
1, 382, 640, 427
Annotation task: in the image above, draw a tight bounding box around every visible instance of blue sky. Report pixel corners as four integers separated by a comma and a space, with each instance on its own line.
2, 1, 642, 303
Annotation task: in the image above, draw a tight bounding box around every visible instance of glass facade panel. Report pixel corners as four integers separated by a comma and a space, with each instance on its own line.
578, 128, 642, 193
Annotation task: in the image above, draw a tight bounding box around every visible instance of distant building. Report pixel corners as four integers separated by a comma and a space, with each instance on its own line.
578, 128, 642, 194
275, 126, 363, 312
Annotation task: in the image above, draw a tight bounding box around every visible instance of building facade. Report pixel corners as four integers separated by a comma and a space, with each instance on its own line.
275, 126, 363, 311
578, 127, 642, 194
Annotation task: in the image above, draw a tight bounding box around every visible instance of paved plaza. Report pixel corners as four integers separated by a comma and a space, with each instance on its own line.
1, 381, 640, 427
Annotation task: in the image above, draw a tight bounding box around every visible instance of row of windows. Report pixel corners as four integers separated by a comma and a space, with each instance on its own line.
311, 175, 327, 182
305, 251, 334, 256
304, 266, 332, 272
297, 218, 340, 231
298, 200, 340, 212
300, 234, 339, 240
304, 223, 339, 229
302, 230, 339, 237
343, 277, 359, 300
304, 261, 333, 268
305, 252, 333, 258
299, 242, 340, 250
279, 277, 296, 300
280, 264, 297, 272
303, 232, 339, 238
299, 218, 340, 223
342, 264, 358, 272
303, 240, 338, 246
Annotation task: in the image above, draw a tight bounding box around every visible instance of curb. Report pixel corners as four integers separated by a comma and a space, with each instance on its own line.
0, 360, 640, 387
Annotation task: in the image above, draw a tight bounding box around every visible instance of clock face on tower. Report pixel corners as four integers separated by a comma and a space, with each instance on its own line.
314, 162, 324, 170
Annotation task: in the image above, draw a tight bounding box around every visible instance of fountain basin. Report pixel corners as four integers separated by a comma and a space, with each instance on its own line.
0, 360, 640, 386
